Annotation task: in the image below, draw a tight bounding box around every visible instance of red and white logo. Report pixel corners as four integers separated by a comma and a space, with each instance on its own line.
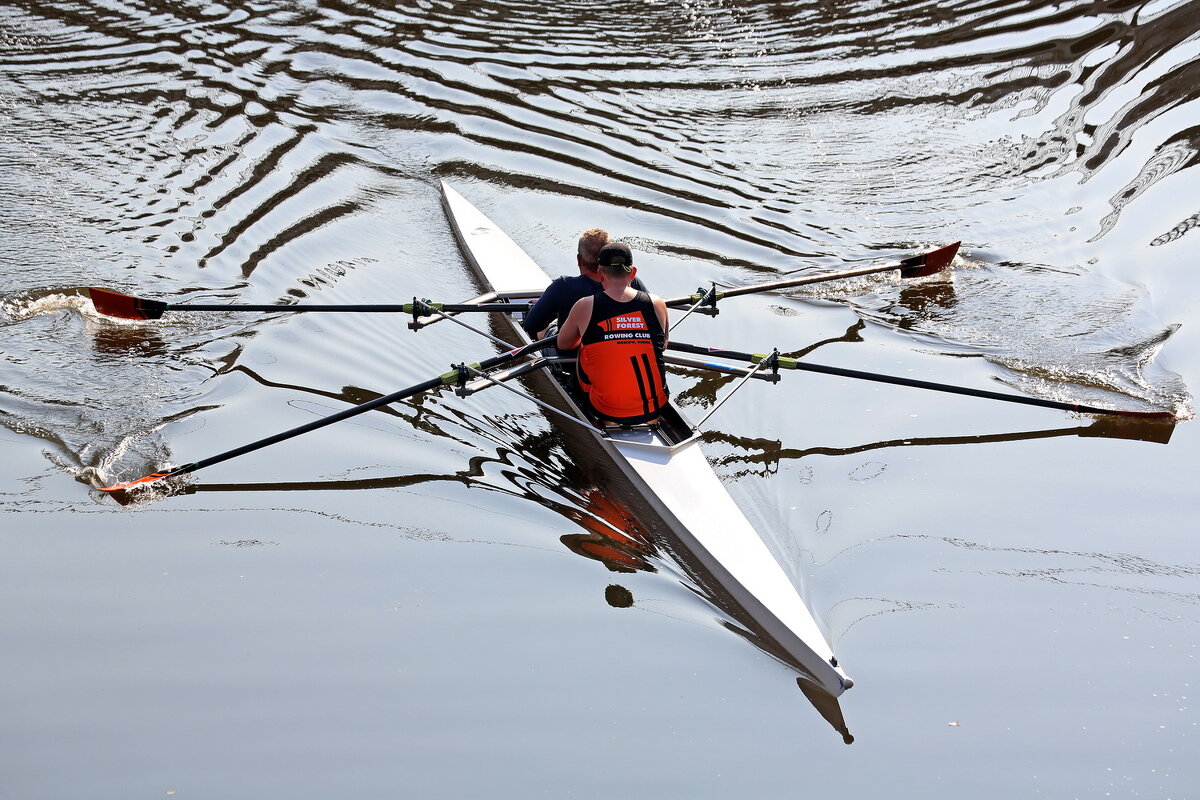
598, 313, 647, 333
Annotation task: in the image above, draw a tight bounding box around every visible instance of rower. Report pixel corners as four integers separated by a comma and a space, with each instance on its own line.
521, 228, 648, 340
556, 242, 670, 426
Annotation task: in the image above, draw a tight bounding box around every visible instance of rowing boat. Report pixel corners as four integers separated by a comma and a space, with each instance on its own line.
437, 181, 853, 698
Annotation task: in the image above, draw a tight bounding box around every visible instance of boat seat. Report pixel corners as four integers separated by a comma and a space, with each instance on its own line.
601, 420, 660, 432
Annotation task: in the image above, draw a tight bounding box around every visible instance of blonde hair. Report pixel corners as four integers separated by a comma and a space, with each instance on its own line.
577, 228, 609, 265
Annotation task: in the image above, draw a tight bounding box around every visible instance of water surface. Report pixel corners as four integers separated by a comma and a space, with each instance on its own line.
2, 1, 1198, 797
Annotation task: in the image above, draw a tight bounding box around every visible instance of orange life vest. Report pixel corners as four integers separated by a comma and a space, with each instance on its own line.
577, 291, 668, 423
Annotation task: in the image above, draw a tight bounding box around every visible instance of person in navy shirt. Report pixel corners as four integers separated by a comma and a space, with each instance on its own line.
522, 228, 647, 342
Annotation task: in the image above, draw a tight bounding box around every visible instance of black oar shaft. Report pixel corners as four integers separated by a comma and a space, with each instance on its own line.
89, 288, 533, 321
704, 262, 900, 302
667, 342, 1170, 419
663, 243, 958, 309
664, 353, 779, 381
788, 361, 1119, 416
101, 336, 555, 491
165, 303, 529, 313
178, 374, 450, 478
663, 262, 904, 307
668, 343, 768, 361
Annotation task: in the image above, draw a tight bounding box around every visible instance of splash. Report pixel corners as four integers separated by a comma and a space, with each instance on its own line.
2, 290, 91, 322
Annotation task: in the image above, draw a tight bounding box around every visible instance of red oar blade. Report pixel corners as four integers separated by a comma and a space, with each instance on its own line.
899, 241, 961, 278
97, 470, 174, 492
89, 288, 169, 320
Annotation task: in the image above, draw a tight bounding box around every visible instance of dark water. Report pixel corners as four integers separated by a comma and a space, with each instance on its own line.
2, 0, 1198, 797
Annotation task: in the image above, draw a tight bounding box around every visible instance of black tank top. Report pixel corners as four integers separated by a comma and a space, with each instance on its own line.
577, 291, 668, 422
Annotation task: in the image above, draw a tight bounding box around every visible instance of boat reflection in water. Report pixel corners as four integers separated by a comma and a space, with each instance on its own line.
560, 488, 658, 576
559, 482, 853, 742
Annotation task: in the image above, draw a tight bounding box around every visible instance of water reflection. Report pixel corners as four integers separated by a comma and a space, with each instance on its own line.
891, 278, 959, 326
706, 415, 1174, 479
89, 320, 171, 358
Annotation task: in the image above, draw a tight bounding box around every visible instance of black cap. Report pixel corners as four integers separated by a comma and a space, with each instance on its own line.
597, 242, 634, 271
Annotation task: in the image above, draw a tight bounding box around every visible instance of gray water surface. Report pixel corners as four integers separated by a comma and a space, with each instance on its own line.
2, 1, 1198, 797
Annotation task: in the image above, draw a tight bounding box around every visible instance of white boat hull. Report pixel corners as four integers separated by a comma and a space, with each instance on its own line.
440, 182, 851, 697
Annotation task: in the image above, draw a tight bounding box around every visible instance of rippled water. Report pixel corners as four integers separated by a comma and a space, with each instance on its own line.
3, 1, 1199, 797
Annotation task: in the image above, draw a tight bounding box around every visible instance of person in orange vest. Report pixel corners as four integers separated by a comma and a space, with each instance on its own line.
556, 242, 670, 424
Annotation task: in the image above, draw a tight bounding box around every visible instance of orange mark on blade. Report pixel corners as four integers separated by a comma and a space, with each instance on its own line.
97, 471, 170, 492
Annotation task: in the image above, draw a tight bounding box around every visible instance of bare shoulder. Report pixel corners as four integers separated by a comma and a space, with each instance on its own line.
650, 294, 669, 329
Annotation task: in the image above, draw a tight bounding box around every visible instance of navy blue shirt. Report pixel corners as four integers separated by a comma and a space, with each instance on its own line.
522, 273, 648, 337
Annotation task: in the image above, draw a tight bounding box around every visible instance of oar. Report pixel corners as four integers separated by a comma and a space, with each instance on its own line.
663, 242, 960, 310
667, 341, 1175, 421
92, 243, 958, 320
88, 288, 530, 321
96, 335, 557, 493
